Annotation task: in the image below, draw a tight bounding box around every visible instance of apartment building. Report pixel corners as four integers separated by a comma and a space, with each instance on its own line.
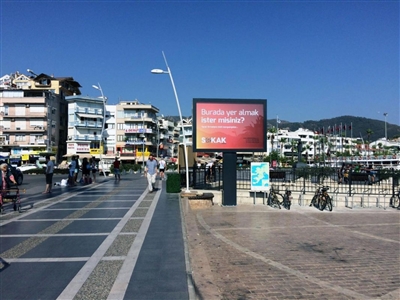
115, 100, 160, 163
0, 72, 81, 163
65, 96, 106, 159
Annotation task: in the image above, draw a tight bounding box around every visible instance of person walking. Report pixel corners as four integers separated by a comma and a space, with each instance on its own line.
91, 157, 98, 183
113, 157, 121, 181
74, 155, 80, 184
0, 163, 17, 209
43, 155, 54, 193
69, 156, 77, 186
81, 157, 91, 184
158, 158, 166, 180
145, 154, 158, 193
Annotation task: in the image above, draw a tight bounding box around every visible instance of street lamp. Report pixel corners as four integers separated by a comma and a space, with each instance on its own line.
155, 116, 164, 158
141, 115, 146, 171
151, 52, 190, 192
383, 113, 388, 141
92, 83, 107, 178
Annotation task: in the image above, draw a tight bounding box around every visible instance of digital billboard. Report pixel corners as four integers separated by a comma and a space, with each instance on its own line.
193, 98, 266, 152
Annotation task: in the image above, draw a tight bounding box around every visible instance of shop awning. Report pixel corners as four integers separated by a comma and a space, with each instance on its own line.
119, 156, 137, 161
63, 153, 94, 159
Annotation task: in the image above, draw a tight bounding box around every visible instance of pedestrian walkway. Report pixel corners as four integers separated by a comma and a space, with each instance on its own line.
0, 174, 193, 300
182, 200, 400, 299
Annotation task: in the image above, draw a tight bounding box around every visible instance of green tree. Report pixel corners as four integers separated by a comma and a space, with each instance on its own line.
268, 126, 277, 152
366, 129, 373, 143
279, 137, 287, 158
290, 139, 297, 163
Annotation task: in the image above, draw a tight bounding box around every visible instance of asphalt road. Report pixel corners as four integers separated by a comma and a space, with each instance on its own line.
1, 174, 105, 213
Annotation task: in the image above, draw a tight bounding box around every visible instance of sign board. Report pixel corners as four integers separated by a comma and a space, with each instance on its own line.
193, 98, 266, 152
250, 162, 270, 192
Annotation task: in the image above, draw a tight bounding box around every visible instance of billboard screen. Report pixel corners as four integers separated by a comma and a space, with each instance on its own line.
193, 98, 266, 152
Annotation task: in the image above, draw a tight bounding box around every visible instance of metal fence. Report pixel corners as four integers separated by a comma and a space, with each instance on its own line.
180, 166, 400, 199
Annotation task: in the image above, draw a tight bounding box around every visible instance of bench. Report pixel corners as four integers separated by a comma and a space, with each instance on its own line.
188, 193, 214, 201
188, 193, 214, 209
270, 171, 286, 182
350, 173, 375, 184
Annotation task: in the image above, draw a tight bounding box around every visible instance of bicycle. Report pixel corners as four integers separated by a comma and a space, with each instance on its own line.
310, 185, 333, 211
267, 187, 282, 209
390, 190, 400, 209
281, 184, 293, 210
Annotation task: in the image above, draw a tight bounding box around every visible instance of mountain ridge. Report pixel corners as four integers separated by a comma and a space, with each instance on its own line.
164, 115, 400, 142
269, 115, 399, 142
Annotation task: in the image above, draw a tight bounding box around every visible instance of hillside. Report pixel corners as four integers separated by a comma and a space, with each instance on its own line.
267, 115, 400, 142
165, 115, 400, 142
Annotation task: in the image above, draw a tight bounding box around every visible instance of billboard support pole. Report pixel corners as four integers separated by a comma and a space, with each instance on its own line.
222, 152, 237, 206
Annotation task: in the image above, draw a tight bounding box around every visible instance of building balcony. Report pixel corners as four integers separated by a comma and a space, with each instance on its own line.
71, 121, 103, 128
75, 107, 104, 115
1, 126, 47, 132
1, 112, 47, 118
70, 134, 101, 141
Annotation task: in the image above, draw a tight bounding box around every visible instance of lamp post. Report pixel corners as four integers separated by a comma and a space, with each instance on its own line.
156, 121, 160, 158
92, 83, 107, 178
383, 113, 388, 141
142, 115, 145, 171
151, 51, 190, 192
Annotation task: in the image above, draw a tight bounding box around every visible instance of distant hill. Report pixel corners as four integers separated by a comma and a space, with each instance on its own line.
267, 115, 400, 142
165, 115, 400, 142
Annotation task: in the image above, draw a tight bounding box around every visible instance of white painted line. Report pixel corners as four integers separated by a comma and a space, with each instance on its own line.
0, 233, 115, 238
15, 218, 123, 222
41, 207, 137, 211
56, 189, 149, 300
5, 257, 90, 263
107, 189, 162, 300
0, 192, 80, 227
4, 256, 128, 263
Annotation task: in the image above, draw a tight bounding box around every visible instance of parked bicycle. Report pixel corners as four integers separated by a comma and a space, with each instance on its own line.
281, 184, 293, 210
267, 186, 282, 209
390, 190, 400, 209
310, 184, 333, 211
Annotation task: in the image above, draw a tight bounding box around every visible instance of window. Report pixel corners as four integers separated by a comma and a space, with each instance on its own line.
15, 135, 25, 142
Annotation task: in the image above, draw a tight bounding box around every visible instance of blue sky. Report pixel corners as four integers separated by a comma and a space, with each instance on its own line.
1, 0, 399, 125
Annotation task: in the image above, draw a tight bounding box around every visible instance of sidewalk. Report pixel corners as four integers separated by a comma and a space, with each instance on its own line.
0, 174, 193, 300
182, 198, 400, 299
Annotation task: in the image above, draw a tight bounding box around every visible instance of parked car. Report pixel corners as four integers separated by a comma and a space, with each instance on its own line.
17, 164, 39, 172
0, 160, 24, 185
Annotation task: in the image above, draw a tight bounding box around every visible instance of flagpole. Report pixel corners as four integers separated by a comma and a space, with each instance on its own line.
276, 115, 279, 132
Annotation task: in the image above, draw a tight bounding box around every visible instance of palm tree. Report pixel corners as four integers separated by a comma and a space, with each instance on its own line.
304, 144, 311, 164
290, 139, 297, 163
366, 129, 373, 143
268, 126, 277, 152
279, 137, 287, 158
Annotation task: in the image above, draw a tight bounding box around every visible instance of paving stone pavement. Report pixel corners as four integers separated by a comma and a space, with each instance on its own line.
182, 201, 400, 300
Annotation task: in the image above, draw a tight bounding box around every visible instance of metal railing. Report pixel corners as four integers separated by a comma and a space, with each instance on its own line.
180, 166, 400, 199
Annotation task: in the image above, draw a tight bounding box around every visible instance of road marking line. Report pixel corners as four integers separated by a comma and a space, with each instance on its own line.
107, 188, 161, 300
56, 189, 149, 300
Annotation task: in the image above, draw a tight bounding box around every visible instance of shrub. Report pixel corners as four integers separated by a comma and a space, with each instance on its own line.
166, 173, 181, 193
167, 163, 178, 171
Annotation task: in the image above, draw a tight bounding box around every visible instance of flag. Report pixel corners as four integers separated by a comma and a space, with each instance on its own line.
349, 124, 352, 130
327, 147, 331, 157
343, 124, 346, 130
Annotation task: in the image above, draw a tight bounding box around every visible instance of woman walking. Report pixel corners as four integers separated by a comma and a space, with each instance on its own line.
0, 163, 17, 209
